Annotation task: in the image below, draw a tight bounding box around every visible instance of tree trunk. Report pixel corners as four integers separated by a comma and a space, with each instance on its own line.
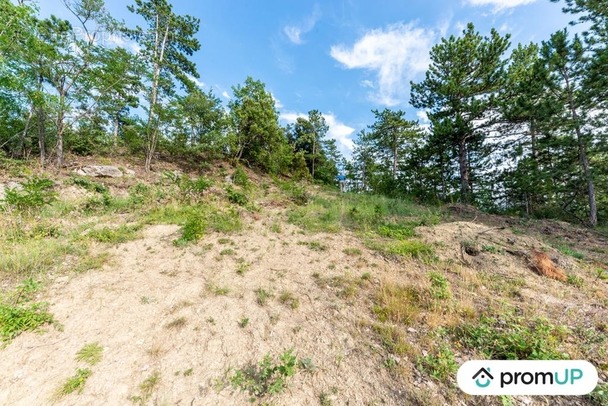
37, 107, 46, 167
392, 145, 398, 180
458, 138, 471, 203
18, 108, 34, 158
112, 113, 120, 148
56, 107, 64, 168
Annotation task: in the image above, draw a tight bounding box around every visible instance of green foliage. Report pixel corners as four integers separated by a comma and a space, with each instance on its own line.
174, 215, 206, 246
225, 186, 248, 206
417, 344, 458, 381
429, 272, 451, 300
71, 176, 108, 194
452, 313, 569, 360
255, 288, 272, 306
1, 177, 56, 211
0, 301, 54, 345
587, 383, 608, 406
56, 368, 93, 396
232, 166, 250, 188
230, 349, 299, 398
87, 224, 142, 244
374, 239, 435, 260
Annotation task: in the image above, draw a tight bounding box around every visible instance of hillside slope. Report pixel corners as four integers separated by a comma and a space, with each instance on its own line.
0, 159, 606, 405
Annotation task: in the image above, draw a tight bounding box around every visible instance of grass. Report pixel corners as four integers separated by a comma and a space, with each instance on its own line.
87, 224, 141, 244
56, 368, 92, 397
130, 371, 161, 404
298, 240, 328, 251
165, 316, 187, 329
343, 247, 362, 256
369, 239, 435, 260
255, 288, 272, 306
372, 324, 411, 356
278, 291, 300, 309
451, 311, 570, 360
230, 349, 299, 398
76, 343, 103, 366
372, 283, 422, 325
0, 238, 78, 279
238, 317, 250, 328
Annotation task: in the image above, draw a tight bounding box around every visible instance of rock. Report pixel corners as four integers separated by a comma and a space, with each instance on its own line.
73, 165, 123, 178
123, 168, 136, 177
0, 181, 23, 200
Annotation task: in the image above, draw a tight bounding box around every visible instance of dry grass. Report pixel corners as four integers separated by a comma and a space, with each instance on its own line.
530, 250, 567, 282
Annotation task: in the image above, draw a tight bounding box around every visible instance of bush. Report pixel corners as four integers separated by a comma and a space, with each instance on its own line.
230, 349, 299, 398
1, 177, 56, 211
226, 186, 248, 206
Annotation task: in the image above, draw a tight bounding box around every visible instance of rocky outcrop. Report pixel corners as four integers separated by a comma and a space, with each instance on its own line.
73, 165, 125, 178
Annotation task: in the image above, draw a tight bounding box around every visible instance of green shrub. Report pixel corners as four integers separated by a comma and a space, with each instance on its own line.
71, 176, 108, 194
174, 216, 206, 246
56, 368, 92, 396
233, 166, 250, 188
0, 302, 54, 345
226, 186, 248, 206
230, 349, 298, 398
429, 272, 451, 300
1, 177, 56, 211
417, 344, 458, 381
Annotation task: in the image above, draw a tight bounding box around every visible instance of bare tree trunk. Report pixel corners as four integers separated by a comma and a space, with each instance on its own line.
56, 106, 65, 168
18, 108, 34, 158
37, 107, 46, 168
458, 138, 471, 203
112, 113, 120, 148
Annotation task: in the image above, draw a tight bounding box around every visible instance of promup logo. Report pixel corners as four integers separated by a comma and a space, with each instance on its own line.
458, 360, 598, 396
472, 367, 494, 388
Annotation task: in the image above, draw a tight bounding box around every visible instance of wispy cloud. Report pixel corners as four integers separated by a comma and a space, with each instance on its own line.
465, 0, 537, 13
187, 74, 205, 89
330, 22, 437, 106
284, 4, 321, 45
280, 111, 355, 158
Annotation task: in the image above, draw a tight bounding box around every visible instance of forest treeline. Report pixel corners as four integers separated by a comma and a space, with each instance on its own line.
0, 0, 606, 226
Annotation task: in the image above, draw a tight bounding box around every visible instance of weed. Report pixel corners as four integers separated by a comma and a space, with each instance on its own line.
343, 247, 362, 256
0, 301, 54, 345
230, 349, 298, 398
566, 274, 584, 288
1, 177, 56, 212
372, 283, 421, 325
270, 222, 282, 233
165, 317, 187, 329
255, 288, 272, 306
71, 176, 108, 194
73, 252, 110, 273
298, 240, 328, 251
482, 245, 500, 254
553, 243, 585, 260
299, 357, 316, 373
173, 215, 206, 246
208, 284, 230, 296
87, 224, 141, 244
76, 343, 103, 366
226, 186, 248, 206
236, 262, 250, 276
417, 344, 458, 381
232, 166, 250, 188
372, 324, 411, 355
319, 392, 333, 406
56, 368, 92, 397
133, 371, 161, 403
587, 383, 608, 406
183, 368, 194, 377
218, 238, 232, 245
278, 291, 300, 309
219, 248, 236, 256
238, 317, 249, 328
361, 272, 372, 281
369, 239, 435, 260
452, 313, 569, 360
377, 223, 416, 240
429, 272, 451, 300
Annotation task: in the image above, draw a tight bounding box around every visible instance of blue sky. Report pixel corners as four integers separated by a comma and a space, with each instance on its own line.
37, 0, 575, 158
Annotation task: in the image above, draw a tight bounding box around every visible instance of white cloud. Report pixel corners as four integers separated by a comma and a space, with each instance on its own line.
187, 74, 205, 89
271, 93, 284, 109
360, 80, 374, 89
280, 111, 356, 158
330, 22, 436, 106
465, 0, 537, 13
222, 91, 231, 100
284, 5, 321, 45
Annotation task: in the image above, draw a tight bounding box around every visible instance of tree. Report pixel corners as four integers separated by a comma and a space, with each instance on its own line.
540, 30, 598, 226
229, 77, 291, 174
126, 0, 201, 172
367, 108, 422, 182
411, 23, 510, 203
292, 110, 329, 180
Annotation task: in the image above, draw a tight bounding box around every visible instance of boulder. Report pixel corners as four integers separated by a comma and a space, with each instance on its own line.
73, 165, 123, 178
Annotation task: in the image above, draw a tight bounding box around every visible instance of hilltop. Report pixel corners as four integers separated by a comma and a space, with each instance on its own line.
0, 157, 606, 406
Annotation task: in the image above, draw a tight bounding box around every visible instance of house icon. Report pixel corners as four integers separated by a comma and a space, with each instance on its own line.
472, 368, 494, 388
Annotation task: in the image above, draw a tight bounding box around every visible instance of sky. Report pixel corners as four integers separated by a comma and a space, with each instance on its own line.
36, 0, 576, 158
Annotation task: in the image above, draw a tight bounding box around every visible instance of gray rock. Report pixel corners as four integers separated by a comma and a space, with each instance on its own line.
73, 165, 123, 178
0, 181, 23, 200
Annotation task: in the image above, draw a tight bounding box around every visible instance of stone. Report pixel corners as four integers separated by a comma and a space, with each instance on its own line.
73, 165, 123, 178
